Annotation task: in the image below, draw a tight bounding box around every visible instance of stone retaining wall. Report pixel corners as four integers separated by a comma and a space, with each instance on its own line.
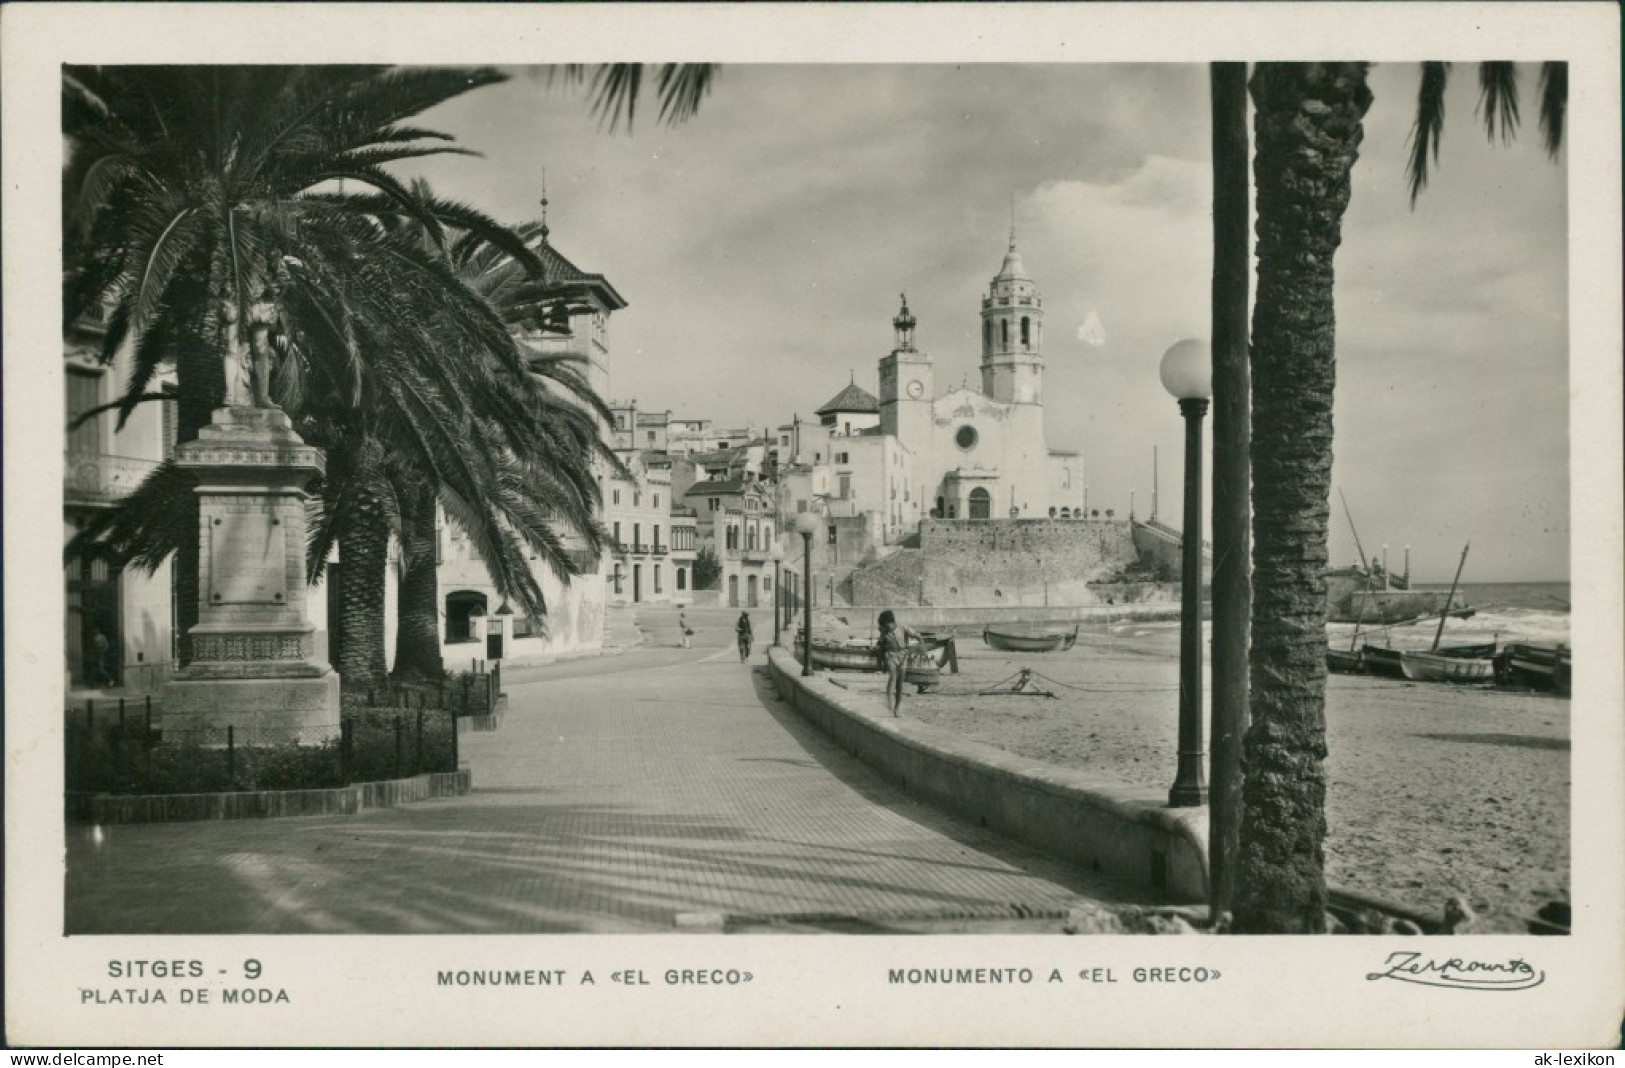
767, 647, 1207, 903
67, 768, 472, 825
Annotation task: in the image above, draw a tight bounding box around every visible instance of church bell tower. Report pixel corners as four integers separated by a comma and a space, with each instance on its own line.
980, 226, 1044, 405
879, 293, 933, 443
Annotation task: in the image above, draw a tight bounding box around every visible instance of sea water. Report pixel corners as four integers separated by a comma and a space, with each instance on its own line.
1330, 580, 1571, 652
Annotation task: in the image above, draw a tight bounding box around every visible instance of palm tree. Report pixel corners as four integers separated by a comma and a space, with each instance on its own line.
62, 65, 542, 669
1232, 61, 1566, 933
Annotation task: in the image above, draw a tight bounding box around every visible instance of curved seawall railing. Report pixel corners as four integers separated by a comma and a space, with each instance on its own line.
767, 646, 1208, 903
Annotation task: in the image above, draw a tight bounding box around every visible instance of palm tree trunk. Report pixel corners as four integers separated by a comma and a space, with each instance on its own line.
1208, 60, 1251, 919
173, 285, 226, 665
393, 483, 443, 679
1235, 62, 1372, 934
335, 487, 391, 693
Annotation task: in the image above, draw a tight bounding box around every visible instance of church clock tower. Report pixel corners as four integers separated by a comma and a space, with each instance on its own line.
980, 227, 1044, 405
878, 293, 933, 444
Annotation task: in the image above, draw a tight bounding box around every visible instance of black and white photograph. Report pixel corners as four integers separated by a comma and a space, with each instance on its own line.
5, 2, 1622, 1050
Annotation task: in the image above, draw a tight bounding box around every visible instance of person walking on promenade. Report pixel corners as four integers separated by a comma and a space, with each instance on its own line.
679, 611, 692, 648
877, 609, 923, 716
735, 612, 754, 661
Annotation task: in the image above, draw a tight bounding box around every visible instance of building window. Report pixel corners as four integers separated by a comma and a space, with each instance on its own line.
1021, 316, 1031, 350
633, 523, 641, 549
613, 521, 622, 546
1001, 319, 1010, 348
66, 367, 104, 455
955, 425, 978, 451
613, 489, 621, 505
709, 497, 720, 512
654, 565, 662, 593
647, 430, 656, 443
653, 493, 660, 509
677, 567, 687, 591
653, 524, 661, 549
634, 491, 641, 507
835, 452, 849, 464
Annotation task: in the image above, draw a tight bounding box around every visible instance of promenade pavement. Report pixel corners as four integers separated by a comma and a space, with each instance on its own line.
66, 604, 1149, 934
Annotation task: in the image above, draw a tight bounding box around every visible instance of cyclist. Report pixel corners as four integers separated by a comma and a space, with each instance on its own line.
735, 612, 754, 661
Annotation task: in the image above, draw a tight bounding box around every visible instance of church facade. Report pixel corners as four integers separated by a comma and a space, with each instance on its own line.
835, 233, 1084, 545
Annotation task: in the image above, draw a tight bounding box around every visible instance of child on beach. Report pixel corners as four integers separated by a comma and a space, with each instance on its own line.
877, 609, 923, 715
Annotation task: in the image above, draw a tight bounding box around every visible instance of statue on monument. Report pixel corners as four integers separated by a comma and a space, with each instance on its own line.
246, 297, 280, 409
220, 299, 252, 407
220, 295, 282, 409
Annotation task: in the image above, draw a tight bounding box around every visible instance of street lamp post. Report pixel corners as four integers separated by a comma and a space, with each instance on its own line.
1161, 338, 1212, 808
770, 542, 786, 646
794, 512, 820, 676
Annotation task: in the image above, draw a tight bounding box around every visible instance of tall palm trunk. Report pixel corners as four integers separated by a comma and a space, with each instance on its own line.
393, 482, 443, 679
334, 484, 391, 692
1208, 61, 1252, 918
173, 272, 226, 665
1235, 63, 1372, 934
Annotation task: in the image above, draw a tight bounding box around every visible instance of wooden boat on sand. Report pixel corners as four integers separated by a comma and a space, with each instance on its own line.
982, 625, 1079, 653
1358, 644, 1495, 684
1497, 643, 1572, 694
798, 634, 959, 675
1326, 647, 1367, 675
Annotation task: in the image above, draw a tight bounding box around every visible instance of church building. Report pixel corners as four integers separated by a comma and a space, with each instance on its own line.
822, 230, 1084, 545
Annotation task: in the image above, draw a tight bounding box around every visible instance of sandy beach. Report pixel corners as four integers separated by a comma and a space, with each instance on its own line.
825, 618, 1570, 932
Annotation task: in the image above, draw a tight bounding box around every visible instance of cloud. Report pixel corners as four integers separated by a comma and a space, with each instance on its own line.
1076, 309, 1106, 347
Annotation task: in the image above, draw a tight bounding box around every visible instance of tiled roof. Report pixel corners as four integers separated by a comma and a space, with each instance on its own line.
816, 382, 879, 415
686, 479, 748, 496
528, 233, 628, 310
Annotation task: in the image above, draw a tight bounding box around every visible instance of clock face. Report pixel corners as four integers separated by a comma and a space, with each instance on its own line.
906, 379, 924, 399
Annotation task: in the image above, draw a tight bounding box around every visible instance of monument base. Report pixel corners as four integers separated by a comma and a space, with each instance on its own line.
160, 405, 341, 746
161, 671, 342, 746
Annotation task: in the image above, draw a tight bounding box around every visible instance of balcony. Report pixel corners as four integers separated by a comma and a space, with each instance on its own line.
65, 452, 160, 506
649, 543, 668, 557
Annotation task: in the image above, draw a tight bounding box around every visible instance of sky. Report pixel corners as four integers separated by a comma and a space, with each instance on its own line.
400, 63, 1569, 583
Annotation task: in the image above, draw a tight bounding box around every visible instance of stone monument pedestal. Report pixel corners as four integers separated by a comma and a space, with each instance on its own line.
161, 407, 340, 745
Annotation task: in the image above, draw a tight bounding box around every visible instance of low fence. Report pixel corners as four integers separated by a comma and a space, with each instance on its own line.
766, 646, 1208, 904
65, 703, 462, 800
63, 661, 505, 801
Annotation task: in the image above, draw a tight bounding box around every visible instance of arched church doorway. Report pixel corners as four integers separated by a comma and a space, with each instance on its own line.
968, 488, 992, 520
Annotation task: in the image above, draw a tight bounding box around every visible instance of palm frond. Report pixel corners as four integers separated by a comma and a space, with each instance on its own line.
64, 461, 195, 574
1538, 61, 1567, 158
655, 64, 717, 126
1477, 61, 1521, 144
1405, 61, 1450, 207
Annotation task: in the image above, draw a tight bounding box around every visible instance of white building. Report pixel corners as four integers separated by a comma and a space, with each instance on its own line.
63, 309, 178, 694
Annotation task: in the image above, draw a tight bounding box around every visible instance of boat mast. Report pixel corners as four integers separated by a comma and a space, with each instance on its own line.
1338, 488, 1370, 573
1431, 543, 1471, 651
